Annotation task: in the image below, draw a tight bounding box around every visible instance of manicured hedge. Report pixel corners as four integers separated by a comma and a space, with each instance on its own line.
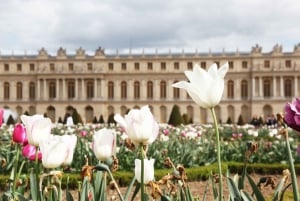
1, 162, 299, 190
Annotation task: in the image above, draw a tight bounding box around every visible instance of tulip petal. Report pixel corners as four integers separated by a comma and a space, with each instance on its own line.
218, 62, 229, 78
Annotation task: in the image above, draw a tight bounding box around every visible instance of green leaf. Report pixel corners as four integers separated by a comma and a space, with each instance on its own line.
29, 171, 37, 201
94, 164, 110, 172
131, 183, 140, 201
124, 176, 136, 201
66, 190, 74, 201
227, 176, 242, 201
246, 174, 265, 201
272, 178, 286, 201
161, 195, 172, 201
240, 190, 254, 201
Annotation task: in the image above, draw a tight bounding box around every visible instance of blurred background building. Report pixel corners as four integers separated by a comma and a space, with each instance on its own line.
0, 44, 299, 124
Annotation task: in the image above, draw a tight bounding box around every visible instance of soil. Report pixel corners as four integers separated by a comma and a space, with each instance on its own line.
67, 173, 299, 200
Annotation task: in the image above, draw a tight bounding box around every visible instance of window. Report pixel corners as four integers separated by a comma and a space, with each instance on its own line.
264, 60, 270, 68
147, 62, 153, 70
284, 79, 292, 97
121, 81, 127, 99
67, 80, 75, 99
87, 63, 93, 71
17, 64, 22, 71
200, 62, 206, 69
108, 81, 114, 99
68, 63, 74, 71
121, 63, 126, 70
161, 62, 166, 70
4, 64, 9, 71
4, 82, 9, 100
241, 80, 248, 99
16, 82, 22, 99
173, 81, 180, 99
50, 63, 55, 71
187, 62, 193, 70
160, 81, 166, 99
227, 80, 234, 99
147, 81, 153, 99
228, 61, 234, 69
285, 60, 291, 68
134, 62, 140, 70
86, 80, 94, 98
30, 63, 35, 71
134, 81, 140, 99
174, 62, 179, 70
29, 82, 35, 100
263, 79, 271, 97
242, 61, 248, 69
49, 81, 56, 99
108, 63, 114, 71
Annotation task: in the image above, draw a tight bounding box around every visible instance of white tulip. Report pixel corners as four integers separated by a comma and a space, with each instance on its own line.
93, 128, 116, 162
134, 158, 155, 184
20, 114, 52, 146
114, 105, 159, 145
172, 63, 228, 108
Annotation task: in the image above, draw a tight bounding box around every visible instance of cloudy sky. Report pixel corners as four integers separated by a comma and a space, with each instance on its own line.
0, 0, 299, 55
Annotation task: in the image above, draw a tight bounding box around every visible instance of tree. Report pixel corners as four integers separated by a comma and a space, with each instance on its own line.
92, 116, 98, 124
107, 113, 116, 124
57, 117, 63, 124
168, 104, 183, 126
226, 117, 232, 124
6, 115, 15, 125
72, 109, 83, 125
237, 114, 245, 126
99, 115, 105, 124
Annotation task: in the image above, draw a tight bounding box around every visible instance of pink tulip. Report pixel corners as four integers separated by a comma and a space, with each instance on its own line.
13, 124, 28, 145
163, 129, 169, 136
0, 109, 3, 127
22, 144, 42, 161
81, 130, 87, 137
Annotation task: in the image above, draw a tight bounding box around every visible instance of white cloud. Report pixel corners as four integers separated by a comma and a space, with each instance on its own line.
0, 0, 299, 54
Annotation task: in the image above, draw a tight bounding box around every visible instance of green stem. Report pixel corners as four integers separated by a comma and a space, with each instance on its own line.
35, 146, 40, 201
140, 145, 145, 201
285, 131, 300, 201
12, 144, 20, 194
210, 107, 223, 201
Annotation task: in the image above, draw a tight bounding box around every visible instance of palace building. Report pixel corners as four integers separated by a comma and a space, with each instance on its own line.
0, 44, 300, 124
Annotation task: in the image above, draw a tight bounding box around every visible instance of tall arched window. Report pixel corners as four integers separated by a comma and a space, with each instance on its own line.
86, 80, 94, 99
16, 82, 23, 100
134, 81, 140, 99
67, 80, 75, 99
284, 79, 292, 97
121, 81, 127, 99
241, 80, 248, 99
47, 105, 56, 123
147, 81, 153, 99
29, 82, 36, 100
227, 80, 234, 99
263, 79, 271, 97
108, 81, 114, 99
160, 81, 166, 99
85, 105, 94, 123
49, 81, 56, 99
160, 105, 167, 123
173, 81, 180, 99
4, 82, 9, 100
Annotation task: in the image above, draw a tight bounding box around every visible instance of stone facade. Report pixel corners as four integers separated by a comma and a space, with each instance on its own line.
0, 44, 300, 124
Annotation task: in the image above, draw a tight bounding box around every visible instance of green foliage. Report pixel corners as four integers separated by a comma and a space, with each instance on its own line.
168, 104, 183, 126
98, 115, 105, 124
6, 115, 15, 125
72, 109, 83, 125
226, 117, 232, 124
237, 114, 245, 125
107, 113, 116, 124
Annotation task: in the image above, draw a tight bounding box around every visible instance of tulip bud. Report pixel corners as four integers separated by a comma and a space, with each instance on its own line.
13, 124, 28, 145
22, 144, 42, 161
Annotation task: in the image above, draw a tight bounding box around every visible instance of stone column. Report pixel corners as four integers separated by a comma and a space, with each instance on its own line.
81, 79, 85, 99
252, 77, 256, 97
62, 79, 66, 99
94, 79, 97, 98
100, 79, 105, 99
259, 77, 263, 97
75, 79, 78, 99
280, 76, 284, 97
56, 79, 60, 100
295, 76, 298, 96
43, 80, 47, 100
273, 76, 276, 97
37, 79, 41, 99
